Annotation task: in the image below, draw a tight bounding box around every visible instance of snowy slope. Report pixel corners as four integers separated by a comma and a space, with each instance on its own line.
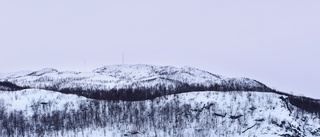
0, 64, 267, 92
0, 89, 319, 136
0, 89, 87, 116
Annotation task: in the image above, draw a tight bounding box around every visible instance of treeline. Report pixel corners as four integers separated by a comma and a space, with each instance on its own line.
1, 78, 272, 101
272, 90, 320, 115
288, 96, 320, 114
0, 81, 27, 91
46, 82, 320, 115
41, 83, 320, 116
2, 80, 320, 116
46, 82, 272, 101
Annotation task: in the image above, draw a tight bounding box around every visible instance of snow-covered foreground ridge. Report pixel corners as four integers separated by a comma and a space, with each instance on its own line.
1, 89, 320, 137
1, 64, 320, 136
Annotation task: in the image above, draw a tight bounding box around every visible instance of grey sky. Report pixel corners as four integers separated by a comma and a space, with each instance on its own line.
1, 0, 320, 98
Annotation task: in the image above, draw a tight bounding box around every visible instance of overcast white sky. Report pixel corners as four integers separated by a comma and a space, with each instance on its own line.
1, 0, 320, 98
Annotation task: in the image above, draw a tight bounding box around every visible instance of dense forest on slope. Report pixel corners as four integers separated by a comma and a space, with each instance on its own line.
0, 81, 27, 91
48, 81, 272, 101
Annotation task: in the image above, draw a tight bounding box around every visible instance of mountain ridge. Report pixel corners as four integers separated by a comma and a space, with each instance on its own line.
0, 64, 272, 100
0, 64, 267, 88
1, 64, 320, 136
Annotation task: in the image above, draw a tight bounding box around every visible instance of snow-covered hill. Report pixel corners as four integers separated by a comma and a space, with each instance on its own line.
0, 64, 271, 101
1, 64, 320, 137
0, 64, 267, 91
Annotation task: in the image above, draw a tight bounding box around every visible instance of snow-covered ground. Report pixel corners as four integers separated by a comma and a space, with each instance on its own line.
1, 89, 319, 137
0, 89, 87, 116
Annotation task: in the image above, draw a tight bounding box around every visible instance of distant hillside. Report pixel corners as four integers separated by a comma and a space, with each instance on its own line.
1, 64, 271, 100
